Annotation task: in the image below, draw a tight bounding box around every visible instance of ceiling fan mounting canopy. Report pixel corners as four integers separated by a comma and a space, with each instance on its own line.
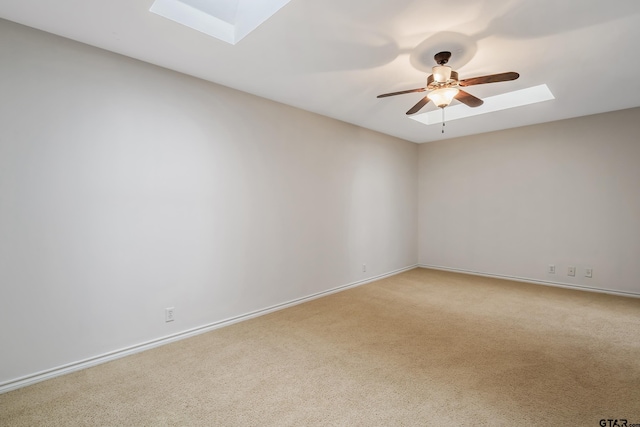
434, 51, 451, 65
377, 50, 520, 115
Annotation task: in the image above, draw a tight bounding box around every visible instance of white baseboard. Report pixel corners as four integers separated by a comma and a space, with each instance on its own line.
0, 264, 418, 395
419, 264, 640, 298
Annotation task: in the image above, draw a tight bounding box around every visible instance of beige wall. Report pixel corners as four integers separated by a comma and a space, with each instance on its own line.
0, 19, 418, 387
418, 107, 640, 295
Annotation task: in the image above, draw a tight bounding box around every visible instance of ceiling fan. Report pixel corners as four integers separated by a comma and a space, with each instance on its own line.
377, 51, 520, 115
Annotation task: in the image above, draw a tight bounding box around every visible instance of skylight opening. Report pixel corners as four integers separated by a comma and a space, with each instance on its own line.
409, 84, 555, 125
150, 0, 292, 45
180, 0, 239, 25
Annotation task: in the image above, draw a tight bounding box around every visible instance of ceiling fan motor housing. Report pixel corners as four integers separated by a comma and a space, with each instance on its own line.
429, 51, 459, 89
427, 70, 459, 89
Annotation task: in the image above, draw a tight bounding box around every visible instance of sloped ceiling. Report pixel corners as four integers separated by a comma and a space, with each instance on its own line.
1, 0, 639, 143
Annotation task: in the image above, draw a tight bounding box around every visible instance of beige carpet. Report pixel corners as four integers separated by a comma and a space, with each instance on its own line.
2, 268, 639, 426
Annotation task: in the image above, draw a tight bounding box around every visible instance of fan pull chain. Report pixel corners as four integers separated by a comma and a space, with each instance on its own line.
441, 107, 446, 134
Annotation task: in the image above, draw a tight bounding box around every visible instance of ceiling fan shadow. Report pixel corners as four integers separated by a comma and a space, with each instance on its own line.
409, 31, 477, 73
273, 24, 401, 73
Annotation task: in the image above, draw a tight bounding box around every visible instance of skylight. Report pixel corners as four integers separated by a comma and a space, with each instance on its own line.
409, 84, 555, 125
150, 0, 292, 45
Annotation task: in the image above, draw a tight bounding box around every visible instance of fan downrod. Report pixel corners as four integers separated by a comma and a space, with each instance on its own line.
434, 51, 451, 65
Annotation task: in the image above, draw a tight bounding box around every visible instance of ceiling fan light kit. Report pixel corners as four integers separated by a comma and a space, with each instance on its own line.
377, 51, 520, 133
427, 87, 459, 108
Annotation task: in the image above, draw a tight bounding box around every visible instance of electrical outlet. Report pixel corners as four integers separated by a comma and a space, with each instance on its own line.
363, 264, 367, 272
165, 307, 175, 322
585, 268, 593, 278
548, 264, 556, 274
568, 266, 576, 277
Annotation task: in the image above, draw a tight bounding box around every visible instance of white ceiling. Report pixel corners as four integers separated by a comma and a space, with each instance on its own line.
1, 0, 639, 143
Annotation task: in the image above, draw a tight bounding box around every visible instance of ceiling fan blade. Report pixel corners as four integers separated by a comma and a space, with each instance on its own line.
377, 88, 426, 98
455, 90, 484, 107
459, 72, 519, 87
406, 96, 430, 115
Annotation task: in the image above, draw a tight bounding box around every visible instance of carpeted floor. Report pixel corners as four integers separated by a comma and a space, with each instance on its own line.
2, 268, 639, 426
